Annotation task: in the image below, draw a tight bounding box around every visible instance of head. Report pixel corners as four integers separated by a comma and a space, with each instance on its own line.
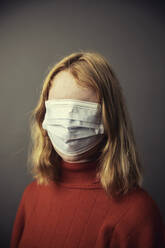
46, 69, 106, 164
27, 50, 143, 197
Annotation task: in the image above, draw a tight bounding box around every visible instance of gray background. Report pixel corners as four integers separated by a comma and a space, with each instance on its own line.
1, 0, 165, 247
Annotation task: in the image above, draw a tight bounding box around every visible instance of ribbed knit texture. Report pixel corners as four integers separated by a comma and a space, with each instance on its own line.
10, 159, 165, 248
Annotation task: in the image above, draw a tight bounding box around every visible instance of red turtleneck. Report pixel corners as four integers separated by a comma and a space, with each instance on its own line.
10, 159, 165, 248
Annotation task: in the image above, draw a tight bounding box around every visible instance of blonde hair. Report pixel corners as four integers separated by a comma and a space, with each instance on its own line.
27, 50, 143, 198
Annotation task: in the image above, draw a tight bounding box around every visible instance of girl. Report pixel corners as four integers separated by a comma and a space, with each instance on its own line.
10, 51, 165, 248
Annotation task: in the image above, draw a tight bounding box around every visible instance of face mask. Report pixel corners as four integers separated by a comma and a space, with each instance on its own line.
42, 98, 104, 158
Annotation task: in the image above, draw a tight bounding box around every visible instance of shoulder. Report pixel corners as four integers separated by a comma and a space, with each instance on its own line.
20, 179, 43, 212
107, 187, 165, 246
21, 180, 37, 201
21, 179, 53, 202
113, 186, 165, 234
108, 186, 162, 218
23, 180, 37, 193
125, 187, 162, 219
104, 186, 164, 231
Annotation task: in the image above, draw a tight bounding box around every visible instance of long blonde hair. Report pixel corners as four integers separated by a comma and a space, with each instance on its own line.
27, 50, 143, 198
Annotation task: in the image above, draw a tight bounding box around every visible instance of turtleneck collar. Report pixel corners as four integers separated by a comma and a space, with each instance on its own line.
57, 158, 102, 188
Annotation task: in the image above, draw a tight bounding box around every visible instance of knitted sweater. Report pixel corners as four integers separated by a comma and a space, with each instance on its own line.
10, 159, 165, 248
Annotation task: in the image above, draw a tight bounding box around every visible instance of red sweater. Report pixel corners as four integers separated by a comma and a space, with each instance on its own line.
10, 159, 165, 248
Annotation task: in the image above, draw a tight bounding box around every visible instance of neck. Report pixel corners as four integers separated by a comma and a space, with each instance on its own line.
58, 158, 100, 185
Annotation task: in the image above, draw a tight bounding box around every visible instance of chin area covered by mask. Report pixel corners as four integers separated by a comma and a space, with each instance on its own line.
53, 134, 106, 164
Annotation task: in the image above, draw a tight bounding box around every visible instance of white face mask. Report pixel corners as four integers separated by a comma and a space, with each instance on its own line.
42, 98, 104, 159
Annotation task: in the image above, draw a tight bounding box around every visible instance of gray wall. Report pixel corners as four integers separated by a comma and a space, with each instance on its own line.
1, 0, 165, 247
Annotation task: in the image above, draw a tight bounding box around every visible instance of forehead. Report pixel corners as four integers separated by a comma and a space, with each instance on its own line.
48, 70, 99, 103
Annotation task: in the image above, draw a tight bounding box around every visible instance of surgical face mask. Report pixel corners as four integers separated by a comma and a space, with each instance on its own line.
42, 98, 104, 159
